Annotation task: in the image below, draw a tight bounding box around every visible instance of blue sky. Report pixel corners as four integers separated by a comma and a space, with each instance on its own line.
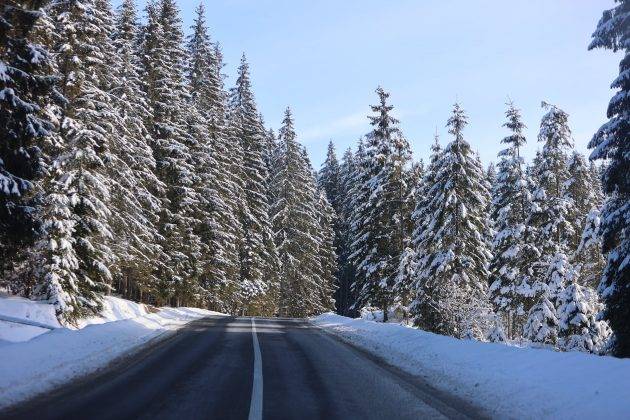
116, 0, 621, 168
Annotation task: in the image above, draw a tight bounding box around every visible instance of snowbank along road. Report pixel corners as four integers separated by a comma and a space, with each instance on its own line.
1, 316, 486, 420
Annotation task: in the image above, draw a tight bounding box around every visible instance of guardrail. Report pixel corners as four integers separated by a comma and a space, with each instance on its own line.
0, 314, 59, 330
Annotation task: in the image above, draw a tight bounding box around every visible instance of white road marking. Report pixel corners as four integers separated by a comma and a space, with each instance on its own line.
248, 318, 263, 420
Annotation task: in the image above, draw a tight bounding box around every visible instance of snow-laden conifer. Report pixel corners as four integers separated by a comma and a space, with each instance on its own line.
488, 102, 537, 338
142, 0, 203, 306
270, 108, 330, 317
524, 103, 575, 343
0, 0, 55, 293
33, 0, 123, 321
588, 0, 630, 357
412, 103, 494, 339
228, 55, 279, 313
108, 0, 165, 301
350, 87, 412, 321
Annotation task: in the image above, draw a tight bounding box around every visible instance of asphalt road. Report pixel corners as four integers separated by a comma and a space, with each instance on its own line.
2, 317, 486, 420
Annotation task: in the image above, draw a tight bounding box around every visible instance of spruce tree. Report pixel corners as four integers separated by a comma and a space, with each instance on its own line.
395, 159, 424, 313
142, 0, 203, 306
34, 0, 123, 321
315, 181, 338, 313
318, 141, 342, 215
557, 277, 611, 353
270, 108, 329, 317
412, 103, 493, 339
575, 208, 606, 289
0, 0, 55, 294
413, 104, 491, 338
351, 87, 411, 321
488, 102, 536, 338
185, 3, 240, 310
109, 0, 164, 302
403, 135, 441, 321
336, 146, 358, 315
228, 55, 279, 314
524, 103, 575, 343
318, 140, 345, 310
589, 0, 630, 357
566, 152, 600, 250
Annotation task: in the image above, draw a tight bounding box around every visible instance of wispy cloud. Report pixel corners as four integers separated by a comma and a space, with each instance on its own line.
299, 111, 368, 143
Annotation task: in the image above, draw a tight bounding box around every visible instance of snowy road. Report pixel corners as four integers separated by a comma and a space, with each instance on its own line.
2, 316, 485, 420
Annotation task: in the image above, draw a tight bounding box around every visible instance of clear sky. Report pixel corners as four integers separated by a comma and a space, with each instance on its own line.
115, 0, 621, 169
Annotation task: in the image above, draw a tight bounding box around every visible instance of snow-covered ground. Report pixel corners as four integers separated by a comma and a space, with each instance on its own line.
0, 295, 224, 409
311, 313, 630, 419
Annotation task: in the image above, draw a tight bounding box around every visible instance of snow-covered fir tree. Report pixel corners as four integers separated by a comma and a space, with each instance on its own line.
588, 0, 630, 357
400, 135, 441, 320
318, 141, 342, 215
488, 102, 537, 339
228, 55, 279, 314
557, 276, 611, 353
318, 140, 345, 309
142, 0, 203, 306
574, 208, 606, 289
270, 108, 334, 317
334, 146, 358, 315
32, 0, 125, 322
108, 0, 164, 302
184, 3, 239, 311
350, 87, 412, 321
315, 182, 338, 313
395, 159, 424, 312
0, 0, 55, 294
411, 103, 494, 339
566, 151, 600, 250
524, 103, 576, 343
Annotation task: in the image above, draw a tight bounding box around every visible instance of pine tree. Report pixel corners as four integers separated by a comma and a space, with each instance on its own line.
335, 146, 358, 315
412, 103, 493, 339
318, 141, 342, 214
350, 87, 411, 321
184, 3, 240, 310
557, 277, 611, 353
0, 0, 55, 294
33, 0, 125, 322
588, 0, 630, 357
315, 184, 338, 313
270, 108, 329, 317
318, 140, 345, 311
566, 151, 599, 250
395, 159, 423, 312
142, 0, 203, 306
109, 0, 164, 302
523, 291, 558, 346
524, 103, 576, 343
488, 102, 537, 339
575, 208, 606, 289
228, 55, 279, 314
403, 135, 441, 320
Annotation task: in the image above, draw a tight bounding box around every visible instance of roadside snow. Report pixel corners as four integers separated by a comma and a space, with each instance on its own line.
0, 295, 225, 409
311, 313, 630, 419
0, 295, 61, 342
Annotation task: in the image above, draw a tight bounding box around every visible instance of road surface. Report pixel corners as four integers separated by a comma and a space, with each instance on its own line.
2, 317, 486, 420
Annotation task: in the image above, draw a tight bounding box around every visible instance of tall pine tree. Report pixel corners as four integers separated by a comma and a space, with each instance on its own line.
588, 0, 630, 357
412, 103, 494, 339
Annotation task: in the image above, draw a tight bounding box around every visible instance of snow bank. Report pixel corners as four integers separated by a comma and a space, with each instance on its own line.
0, 295, 225, 409
0, 295, 61, 342
311, 313, 630, 419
